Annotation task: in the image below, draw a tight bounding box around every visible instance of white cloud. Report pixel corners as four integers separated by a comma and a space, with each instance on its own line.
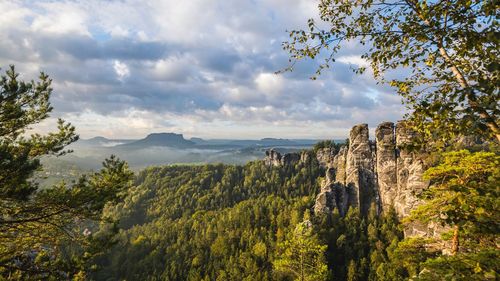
255, 72, 284, 96
150, 56, 194, 81
337, 55, 370, 67
109, 26, 130, 38
30, 2, 90, 35
0, 0, 406, 139
58, 109, 174, 139
113, 60, 130, 80
0, 1, 32, 31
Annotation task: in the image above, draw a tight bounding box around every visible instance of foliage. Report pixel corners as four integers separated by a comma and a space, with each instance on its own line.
312, 140, 345, 154
273, 220, 328, 281
317, 205, 404, 280
409, 150, 499, 236
282, 0, 500, 145
0, 65, 78, 200
92, 161, 322, 280
379, 150, 500, 280
0, 66, 133, 279
92, 158, 405, 281
379, 237, 437, 280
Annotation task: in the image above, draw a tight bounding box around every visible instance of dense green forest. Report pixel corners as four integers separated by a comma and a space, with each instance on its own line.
88, 159, 405, 281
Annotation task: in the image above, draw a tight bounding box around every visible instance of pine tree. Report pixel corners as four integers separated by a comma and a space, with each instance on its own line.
403, 150, 499, 280
0, 66, 133, 279
273, 221, 329, 281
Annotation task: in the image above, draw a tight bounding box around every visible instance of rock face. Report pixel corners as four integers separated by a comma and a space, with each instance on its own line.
264, 149, 301, 167
264, 149, 282, 167
314, 167, 349, 216
394, 122, 430, 236
345, 124, 377, 214
316, 147, 337, 168
314, 168, 336, 214
312, 121, 429, 223
333, 146, 348, 184
261, 121, 428, 227
394, 122, 428, 218
375, 122, 397, 212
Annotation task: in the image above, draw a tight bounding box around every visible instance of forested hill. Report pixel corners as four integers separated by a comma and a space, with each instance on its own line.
92, 156, 403, 280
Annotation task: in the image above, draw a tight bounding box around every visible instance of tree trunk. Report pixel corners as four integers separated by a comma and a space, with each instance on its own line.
451, 225, 459, 255
409, 2, 500, 142
437, 46, 500, 142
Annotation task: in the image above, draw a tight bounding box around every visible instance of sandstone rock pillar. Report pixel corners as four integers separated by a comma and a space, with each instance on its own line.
345, 124, 377, 214
375, 122, 397, 212
395, 121, 428, 218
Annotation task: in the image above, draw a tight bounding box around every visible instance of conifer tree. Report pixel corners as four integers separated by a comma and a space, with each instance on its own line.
403, 150, 499, 280
273, 221, 328, 281
0, 66, 133, 279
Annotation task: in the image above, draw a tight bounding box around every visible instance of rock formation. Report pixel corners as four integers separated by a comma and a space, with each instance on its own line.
345, 124, 378, 214
375, 122, 397, 213
262, 122, 436, 238
311, 121, 429, 223
264, 149, 301, 167
264, 149, 282, 167
314, 167, 349, 216
332, 146, 348, 184
316, 147, 337, 168
394, 122, 428, 218
314, 167, 336, 214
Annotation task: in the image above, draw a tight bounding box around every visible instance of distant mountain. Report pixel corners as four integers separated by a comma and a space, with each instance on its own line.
190, 137, 207, 145
259, 138, 298, 146
77, 136, 135, 147
119, 133, 195, 148
86, 136, 109, 143
227, 138, 301, 147
76, 134, 324, 151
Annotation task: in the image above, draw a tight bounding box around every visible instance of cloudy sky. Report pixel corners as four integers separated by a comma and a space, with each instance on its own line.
1, 0, 405, 139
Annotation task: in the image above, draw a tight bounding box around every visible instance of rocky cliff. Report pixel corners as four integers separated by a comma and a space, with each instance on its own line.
344, 124, 378, 214
264, 149, 302, 167
312, 121, 429, 233
316, 147, 338, 168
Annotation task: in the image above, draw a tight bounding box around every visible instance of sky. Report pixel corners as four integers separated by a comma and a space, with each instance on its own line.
1, 0, 406, 139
